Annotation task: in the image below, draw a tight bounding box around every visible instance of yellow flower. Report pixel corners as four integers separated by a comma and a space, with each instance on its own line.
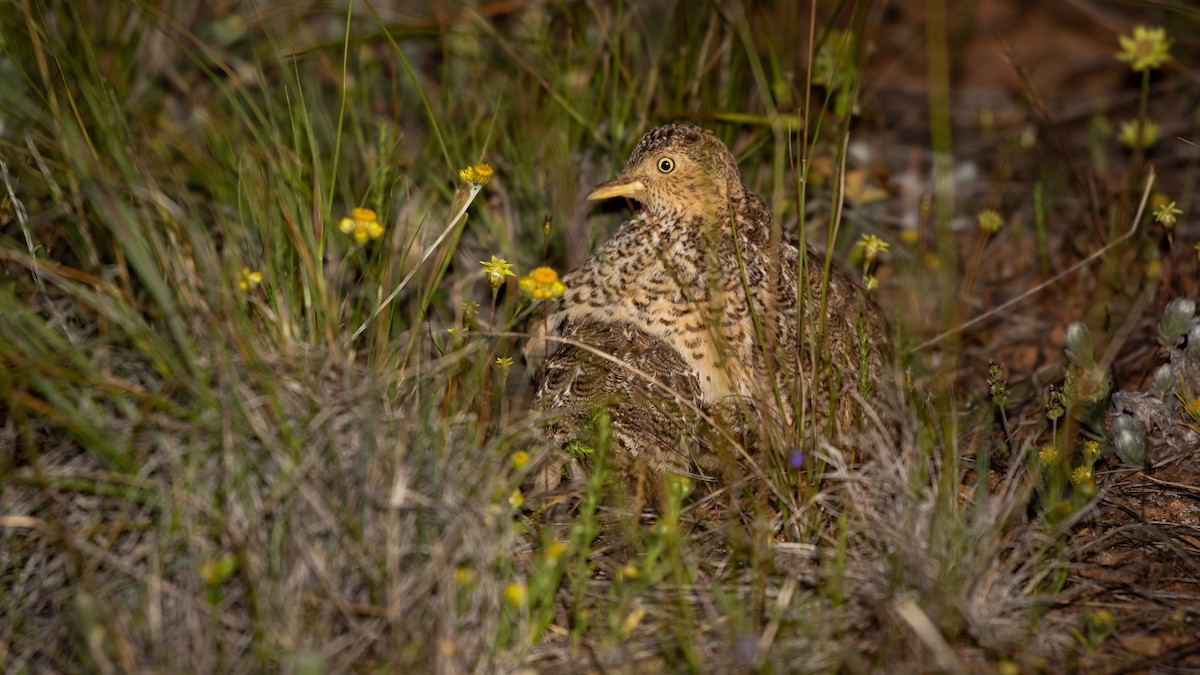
338, 207, 385, 245
1088, 609, 1115, 629
977, 209, 1004, 234
495, 356, 514, 374
459, 162, 494, 186
858, 234, 890, 263
508, 489, 524, 509
454, 566, 475, 584
511, 450, 530, 468
461, 300, 480, 322
619, 607, 646, 638
519, 266, 567, 300
480, 255, 516, 289
504, 581, 527, 606
1117, 25, 1172, 72
863, 274, 879, 292
1118, 118, 1159, 149
199, 553, 237, 585
546, 540, 567, 561
616, 563, 640, 582
665, 473, 694, 500
1037, 444, 1059, 464
238, 267, 263, 291
1082, 440, 1101, 461
1019, 125, 1037, 150
1154, 200, 1182, 229
1071, 465, 1094, 485
1146, 257, 1162, 280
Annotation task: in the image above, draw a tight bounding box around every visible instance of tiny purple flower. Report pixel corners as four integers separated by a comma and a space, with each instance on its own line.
733, 634, 759, 665
788, 448, 805, 469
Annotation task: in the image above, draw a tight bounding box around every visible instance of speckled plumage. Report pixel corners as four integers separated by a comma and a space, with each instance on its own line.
530, 124, 890, 479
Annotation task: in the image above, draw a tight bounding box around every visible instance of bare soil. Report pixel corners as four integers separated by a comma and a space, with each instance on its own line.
864, 0, 1200, 670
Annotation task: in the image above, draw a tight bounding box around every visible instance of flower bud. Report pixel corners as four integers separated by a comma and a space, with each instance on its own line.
1152, 364, 1175, 394
1187, 324, 1200, 360
1110, 415, 1146, 465
1159, 297, 1196, 345
1064, 322, 1095, 368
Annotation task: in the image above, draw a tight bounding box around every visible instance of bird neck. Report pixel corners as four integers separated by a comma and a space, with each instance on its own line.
642, 185, 747, 229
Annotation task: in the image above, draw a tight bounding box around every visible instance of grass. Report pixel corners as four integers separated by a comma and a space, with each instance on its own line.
2, 1, 1196, 672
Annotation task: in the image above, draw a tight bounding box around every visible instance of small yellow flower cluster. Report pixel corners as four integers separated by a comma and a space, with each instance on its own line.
664, 473, 694, 500
459, 162, 494, 186
857, 234, 888, 293
511, 449, 530, 468
1037, 444, 1059, 464
199, 553, 237, 585
238, 267, 263, 291
480, 255, 516, 290
1088, 609, 1115, 629
619, 607, 646, 639
1154, 200, 1182, 229
508, 488, 524, 509
616, 563, 640, 582
495, 356, 514, 373
1118, 119, 1159, 149
858, 234, 889, 263
997, 660, 1022, 675
1117, 25, 1172, 72
339, 207, 385, 245
1146, 257, 1162, 280
519, 266, 567, 300
545, 540, 567, 561
504, 581, 527, 606
1070, 465, 1094, 485
977, 209, 1004, 234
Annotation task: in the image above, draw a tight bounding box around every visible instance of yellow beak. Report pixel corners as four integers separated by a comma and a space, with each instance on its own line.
586, 178, 645, 201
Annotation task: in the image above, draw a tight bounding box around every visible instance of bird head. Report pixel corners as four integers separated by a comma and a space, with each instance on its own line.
587, 124, 744, 222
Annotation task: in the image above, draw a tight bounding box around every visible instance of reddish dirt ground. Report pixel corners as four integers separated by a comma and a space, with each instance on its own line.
861, 0, 1200, 670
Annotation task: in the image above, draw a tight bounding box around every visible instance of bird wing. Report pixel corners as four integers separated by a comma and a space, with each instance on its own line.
534, 318, 706, 472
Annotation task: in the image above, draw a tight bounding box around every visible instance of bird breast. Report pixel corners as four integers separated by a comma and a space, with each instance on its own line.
551, 218, 765, 405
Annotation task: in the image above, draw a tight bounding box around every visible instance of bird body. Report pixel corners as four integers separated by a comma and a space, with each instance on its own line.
531, 124, 890, 476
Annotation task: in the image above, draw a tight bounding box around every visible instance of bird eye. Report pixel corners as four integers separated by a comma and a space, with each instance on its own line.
657, 157, 675, 173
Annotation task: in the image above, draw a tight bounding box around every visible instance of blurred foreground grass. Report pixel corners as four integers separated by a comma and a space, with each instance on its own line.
3, 1, 1179, 671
